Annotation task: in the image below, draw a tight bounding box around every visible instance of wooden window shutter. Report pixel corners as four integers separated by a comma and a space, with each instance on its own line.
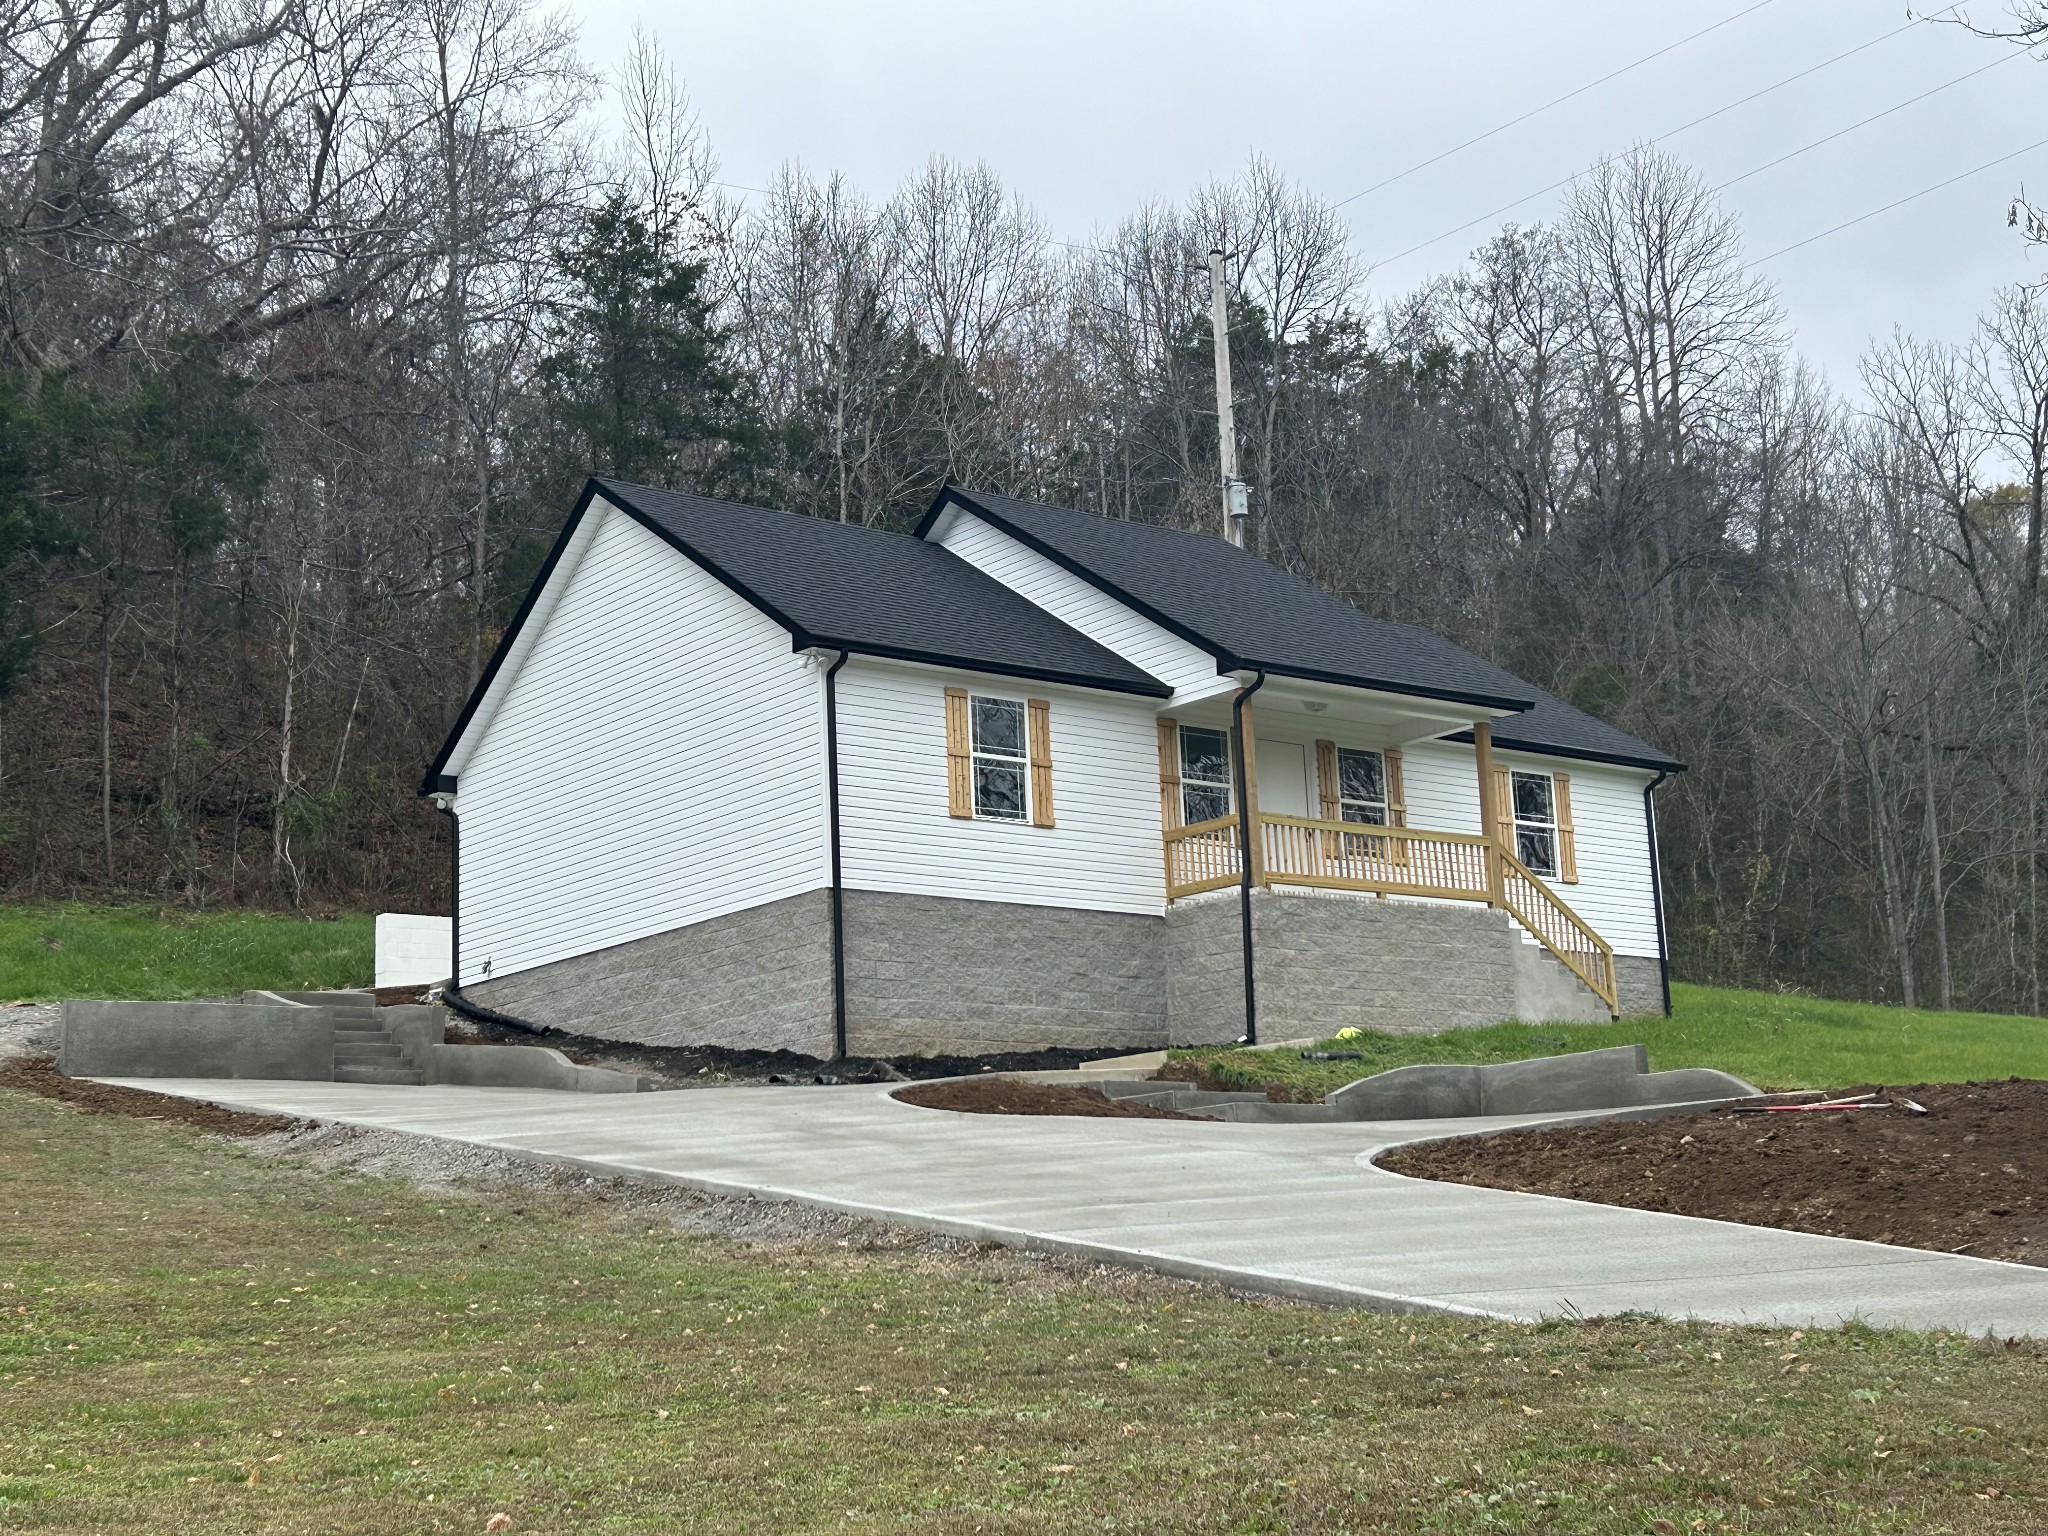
1314, 740, 1340, 820
1554, 772, 1579, 883
944, 687, 972, 818
1027, 698, 1055, 827
1383, 746, 1410, 866
1491, 763, 1514, 850
1157, 717, 1182, 830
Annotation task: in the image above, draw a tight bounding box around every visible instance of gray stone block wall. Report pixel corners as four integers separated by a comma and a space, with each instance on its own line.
842, 891, 1167, 1057
1162, 893, 1248, 1045
466, 890, 835, 1054
463, 885, 1669, 1056
1614, 955, 1668, 1018
1249, 890, 1525, 1037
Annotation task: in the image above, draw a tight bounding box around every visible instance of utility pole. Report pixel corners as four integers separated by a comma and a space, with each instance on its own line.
1207, 246, 1249, 547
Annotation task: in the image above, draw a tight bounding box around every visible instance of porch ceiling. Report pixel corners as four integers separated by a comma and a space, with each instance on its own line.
1166, 674, 1519, 748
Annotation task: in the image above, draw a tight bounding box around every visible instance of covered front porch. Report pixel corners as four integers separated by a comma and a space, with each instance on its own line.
1156, 675, 1619, 1017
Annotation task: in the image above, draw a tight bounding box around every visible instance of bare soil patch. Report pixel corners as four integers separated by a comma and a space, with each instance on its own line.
896, 1076, 1198, 1119
1382, 1077, 2048, 1266
0, 1053, 294, 1136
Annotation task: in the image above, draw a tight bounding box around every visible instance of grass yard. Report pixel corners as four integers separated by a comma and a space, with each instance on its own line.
0, 905, 372, 1002
2, 1090, 2046, 1533
1174, 983, 2048, 1100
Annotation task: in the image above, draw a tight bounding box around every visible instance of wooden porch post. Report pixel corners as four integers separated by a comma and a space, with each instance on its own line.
1237, 701, 1266, 887
1473, 720, 1504, 907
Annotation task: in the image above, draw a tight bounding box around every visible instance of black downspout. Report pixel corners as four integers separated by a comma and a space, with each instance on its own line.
436, 796, 460, 989
1643, 770, 1673, 1018
825, 649, 851, 1060
1230, 670, 1267, 1045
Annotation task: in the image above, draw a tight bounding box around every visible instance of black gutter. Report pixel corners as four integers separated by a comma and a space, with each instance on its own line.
824, 648, 850, 1059
1643, 770, 1673, 1018
793, 636, 1168, 699
434, 793, 460, 991
1230, 670, 1267, 1045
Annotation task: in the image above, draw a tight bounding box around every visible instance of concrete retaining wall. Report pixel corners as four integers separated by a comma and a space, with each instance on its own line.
59, 1000, 335, 1081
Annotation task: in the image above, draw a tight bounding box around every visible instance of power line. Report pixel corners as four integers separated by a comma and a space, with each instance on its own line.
1714, 47, 2020, 192
1332, 0, 1777, 211
1746, 132, 2048, 265
1364, 6, 1964, 273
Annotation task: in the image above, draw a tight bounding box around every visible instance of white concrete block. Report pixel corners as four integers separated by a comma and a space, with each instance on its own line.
375, 913, 452, 988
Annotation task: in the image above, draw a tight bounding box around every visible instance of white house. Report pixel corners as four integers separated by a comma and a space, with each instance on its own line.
422, 480, 1682, 1058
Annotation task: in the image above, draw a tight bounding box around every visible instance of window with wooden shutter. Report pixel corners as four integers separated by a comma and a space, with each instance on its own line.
1027, 698, 1055, 828
1157, 717, 1182, 830
944, 687, 972, 818
1314, 740, 1340, 821
1554, 771, 1578, 883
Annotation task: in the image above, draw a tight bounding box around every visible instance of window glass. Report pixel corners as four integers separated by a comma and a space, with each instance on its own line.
1336, 747, 1387, 825
1179, 726, 1233, 825
1510, 769, 1558, 877
970, 696, 1028, 821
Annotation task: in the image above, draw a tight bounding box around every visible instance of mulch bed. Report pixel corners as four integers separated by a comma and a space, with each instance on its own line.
438, 1008, 1108, 1087
0, 1054, 296, 1136
1382, 1077, 2048, 1266
895, 1077, 1198, 1120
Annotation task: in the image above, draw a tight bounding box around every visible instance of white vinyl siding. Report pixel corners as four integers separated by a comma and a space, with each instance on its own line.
453, 498, 828, 984
932, 509, 1216, 694
837, 657, 1166, 913
1395, 737, 1661, 958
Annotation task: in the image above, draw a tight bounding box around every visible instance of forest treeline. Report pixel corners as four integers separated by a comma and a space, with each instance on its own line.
5, 0, 2046, 1013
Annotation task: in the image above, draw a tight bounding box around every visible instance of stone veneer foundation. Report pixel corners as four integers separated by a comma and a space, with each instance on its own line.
466, 886, 1660, 1054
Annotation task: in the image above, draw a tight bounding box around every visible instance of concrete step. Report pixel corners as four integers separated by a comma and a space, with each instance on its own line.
333, 1064, 424, 1086
334, 1029, 393, 1045
334, 1042, 403, 1063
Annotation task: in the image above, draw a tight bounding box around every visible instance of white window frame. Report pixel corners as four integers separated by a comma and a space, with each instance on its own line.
1510, 769, 1559, 879
1335, 746, 1388, 826
1178, 725, 1234, 826
968, 693, 1030, 823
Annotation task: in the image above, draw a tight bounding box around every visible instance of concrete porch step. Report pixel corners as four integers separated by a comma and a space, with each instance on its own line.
334, 1042, 403, 1064
333, 1064, 424, 1086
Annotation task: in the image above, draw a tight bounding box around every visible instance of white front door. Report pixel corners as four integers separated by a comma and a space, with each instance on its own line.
1257, 739, 1310, 817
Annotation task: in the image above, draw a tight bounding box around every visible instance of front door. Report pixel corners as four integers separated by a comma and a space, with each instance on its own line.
1257, 739, 1310, 817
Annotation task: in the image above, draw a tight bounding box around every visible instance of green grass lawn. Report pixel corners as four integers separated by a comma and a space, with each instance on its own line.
0, 905, 372, 1002
1175, 983, 2048, 1099
1, 1089, 2043, 1533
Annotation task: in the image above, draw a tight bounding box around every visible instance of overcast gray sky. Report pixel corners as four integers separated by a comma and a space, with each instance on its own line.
572, 0, 2043, 394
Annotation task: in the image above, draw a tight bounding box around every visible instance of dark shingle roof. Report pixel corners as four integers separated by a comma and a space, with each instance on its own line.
923, 486, 1681, 772
1462, 689, 1683, 773
594, 480, 1168, 696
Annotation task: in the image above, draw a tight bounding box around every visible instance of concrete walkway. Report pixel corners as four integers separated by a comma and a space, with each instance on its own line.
104, 1076, 2048, 1336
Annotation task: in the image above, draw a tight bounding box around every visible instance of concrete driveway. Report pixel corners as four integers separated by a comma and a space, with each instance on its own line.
103, 1075, 2048, 1336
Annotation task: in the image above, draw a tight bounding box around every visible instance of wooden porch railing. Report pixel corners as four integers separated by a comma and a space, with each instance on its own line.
1162, 810, 1618, 1016
1495, 847, 1618, 1014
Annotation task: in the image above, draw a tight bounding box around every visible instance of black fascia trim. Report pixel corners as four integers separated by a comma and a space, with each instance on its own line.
1241, 660, 1531, 715
924, 487, 1536, 714
419, 479, 818, 796
1441, 727, 1688, 775
804, 634, 1172, 698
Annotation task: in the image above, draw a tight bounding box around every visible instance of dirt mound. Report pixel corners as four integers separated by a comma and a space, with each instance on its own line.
0, 1054, 297, 1136
1382, 1077, 2048, 1266
896, 1077, 1197, 1119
